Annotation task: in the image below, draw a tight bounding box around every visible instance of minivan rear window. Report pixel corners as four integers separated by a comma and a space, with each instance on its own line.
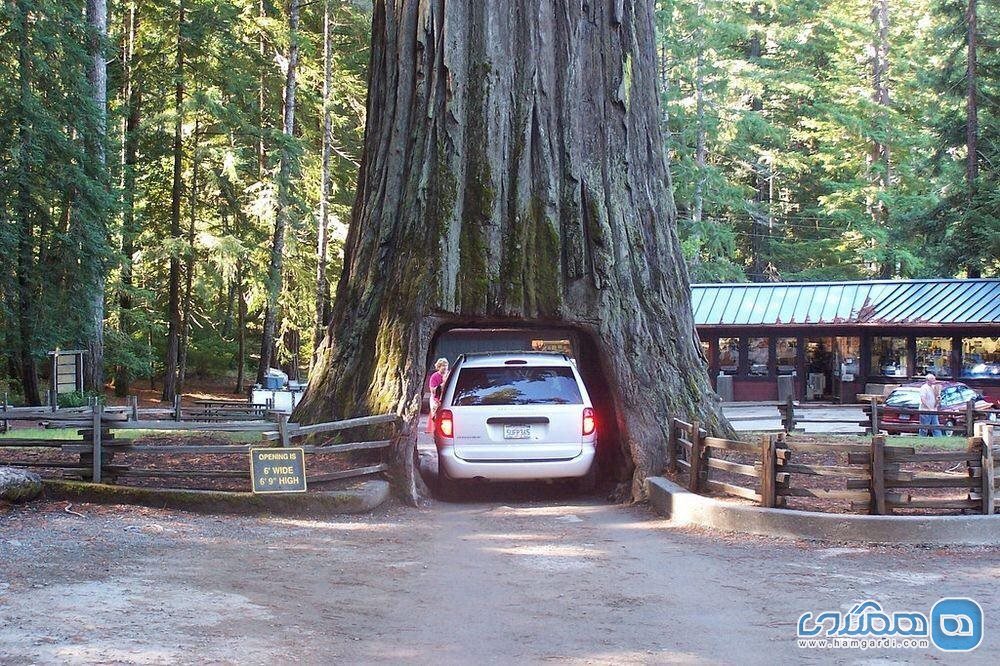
451, 366, 583, 406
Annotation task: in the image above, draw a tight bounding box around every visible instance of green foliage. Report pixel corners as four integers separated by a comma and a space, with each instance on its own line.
1, 0, 370, 394
57, 390, 106, 408
656, 0, 999, 282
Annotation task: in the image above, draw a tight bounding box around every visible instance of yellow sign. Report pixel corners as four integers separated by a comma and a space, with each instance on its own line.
250, 448, 307, 493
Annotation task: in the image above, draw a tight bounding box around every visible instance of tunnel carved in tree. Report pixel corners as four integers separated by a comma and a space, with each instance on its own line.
296, 0, 731, 502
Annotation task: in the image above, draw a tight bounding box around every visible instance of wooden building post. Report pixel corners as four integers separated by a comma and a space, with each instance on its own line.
966, 399, 976, 437
869, 398, 879, 435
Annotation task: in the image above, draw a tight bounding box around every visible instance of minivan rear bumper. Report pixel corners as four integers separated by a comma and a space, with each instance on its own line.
437, 444, 596, 481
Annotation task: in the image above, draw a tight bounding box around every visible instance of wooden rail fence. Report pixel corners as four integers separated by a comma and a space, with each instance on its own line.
750, 396, 1000, 435
670, 419, 998, 515
0, 399, 401, 492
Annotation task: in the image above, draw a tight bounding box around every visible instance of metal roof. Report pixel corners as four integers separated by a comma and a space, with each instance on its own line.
691, 279, 1000, 327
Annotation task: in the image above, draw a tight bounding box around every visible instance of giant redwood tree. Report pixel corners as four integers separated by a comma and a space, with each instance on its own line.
297, 0, 729, 501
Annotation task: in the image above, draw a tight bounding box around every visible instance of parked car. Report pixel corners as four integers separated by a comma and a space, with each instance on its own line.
880, 381, 994, 434
433, 352, 597, 493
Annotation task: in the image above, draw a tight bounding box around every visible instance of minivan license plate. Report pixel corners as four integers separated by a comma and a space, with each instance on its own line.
504, 424, 531, 439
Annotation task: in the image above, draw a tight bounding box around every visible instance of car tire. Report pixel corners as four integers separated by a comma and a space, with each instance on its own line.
575, 460, 598, 494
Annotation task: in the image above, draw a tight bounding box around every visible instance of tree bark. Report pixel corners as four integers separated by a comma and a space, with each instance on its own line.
297, 0, 729, 503
692, 27, 706, 228
747, 3, 771, 282
85, 0, 108, 393
116, 0, 142, 397
235, 259, 247, 394
869, 0, 892, 278
163, 0, 185, 402
15, 0, 41, 406
314, 0, 334, 361
965, 0, 980, 278
178, 116, 199, 393
257, 0, 301, 385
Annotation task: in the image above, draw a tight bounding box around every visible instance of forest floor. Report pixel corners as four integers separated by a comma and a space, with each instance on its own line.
2, 494, 998, 664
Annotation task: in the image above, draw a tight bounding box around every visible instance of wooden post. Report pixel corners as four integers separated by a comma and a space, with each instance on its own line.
1, 391, 7, 434
92, 402, 103, 483
174, 394, 182, 421
129, 395, 139, 421
870, 434, 887, 515
869, 398, 879, 435
667, 418, 677, 473
784, 395, 796, 433
980, 424, 995, 516
50, 350, 59, 410
688, 420, 703, 493
760, 434, 777, 508
278, 413, 291, 448
966, 399, 976, 437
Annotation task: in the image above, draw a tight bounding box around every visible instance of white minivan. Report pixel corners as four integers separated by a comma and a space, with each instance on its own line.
433, 352, 597, 492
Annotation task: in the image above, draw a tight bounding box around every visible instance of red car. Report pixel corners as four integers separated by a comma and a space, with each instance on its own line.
881, 381, 995, 434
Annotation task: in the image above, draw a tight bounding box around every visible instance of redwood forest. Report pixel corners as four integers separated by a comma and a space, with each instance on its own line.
1, 0, 997, 407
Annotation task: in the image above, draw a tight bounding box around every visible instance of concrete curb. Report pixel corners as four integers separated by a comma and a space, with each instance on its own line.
646, 477, 1000, 546
42, 479, 391, 516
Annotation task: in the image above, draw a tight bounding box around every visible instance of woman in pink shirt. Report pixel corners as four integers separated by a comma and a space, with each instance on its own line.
426, 358, 449, 433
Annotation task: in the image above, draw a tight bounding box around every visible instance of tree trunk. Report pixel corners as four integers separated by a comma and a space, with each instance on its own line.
235, 258, 247, 394
116, 0, 142, 397
257, 0, 300, 385
314, 0, 334, 362
163, 0, 185, 402
869, 0, 892, 278
747, 4, 771, 282
297, 0, 729, 503
84, 0, 108, 393
965, 0, 980, 278
692, 35, 706, 228
178, 116, 199, 393
15, 0, 40, 406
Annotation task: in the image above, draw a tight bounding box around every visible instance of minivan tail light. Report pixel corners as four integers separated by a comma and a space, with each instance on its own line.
437, 409, 454, 438
582, 407, 596, 436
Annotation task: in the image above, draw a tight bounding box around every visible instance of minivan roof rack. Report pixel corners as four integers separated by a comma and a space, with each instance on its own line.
456, 350, 570, 361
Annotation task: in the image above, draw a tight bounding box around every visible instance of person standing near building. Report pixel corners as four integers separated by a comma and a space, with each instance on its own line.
918, 373, 942, 437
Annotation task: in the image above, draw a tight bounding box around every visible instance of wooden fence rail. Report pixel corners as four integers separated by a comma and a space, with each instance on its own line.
764, 396, 999, 435
0, 405, 402, 491
669, 419, 998, 516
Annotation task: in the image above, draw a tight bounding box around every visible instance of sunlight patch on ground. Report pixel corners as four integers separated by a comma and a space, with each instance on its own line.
484, 544, 602, 558
463, 532, 561, 542
267, 517, 405, 532
481, 504, 604, 518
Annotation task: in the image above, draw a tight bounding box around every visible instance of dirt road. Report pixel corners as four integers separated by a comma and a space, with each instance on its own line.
1, 489, 998, 665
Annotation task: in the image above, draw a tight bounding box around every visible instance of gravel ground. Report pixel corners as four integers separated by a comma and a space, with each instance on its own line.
1, 491, 999, 665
